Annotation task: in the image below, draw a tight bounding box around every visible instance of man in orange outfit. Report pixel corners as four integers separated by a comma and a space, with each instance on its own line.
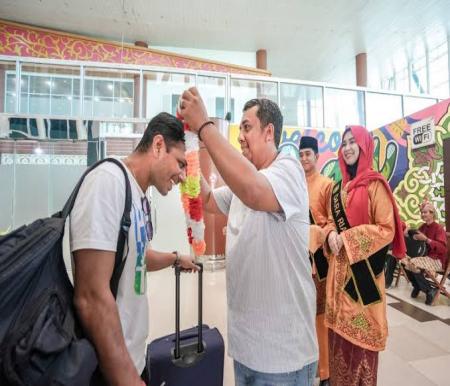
299, 136, 333, 386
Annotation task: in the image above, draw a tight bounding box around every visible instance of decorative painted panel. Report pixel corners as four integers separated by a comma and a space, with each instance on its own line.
0, 20, 268, 75
228, 98, 450, 226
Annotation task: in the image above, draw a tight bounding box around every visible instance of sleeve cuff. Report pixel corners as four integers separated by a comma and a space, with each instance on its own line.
71, 239, 118, 253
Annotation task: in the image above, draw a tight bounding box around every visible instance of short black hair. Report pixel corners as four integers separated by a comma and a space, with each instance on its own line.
135, 112, 185, 153
243, 98, 283, 148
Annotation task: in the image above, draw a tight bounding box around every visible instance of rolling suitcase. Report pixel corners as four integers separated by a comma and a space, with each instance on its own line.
147, 264, 224, 386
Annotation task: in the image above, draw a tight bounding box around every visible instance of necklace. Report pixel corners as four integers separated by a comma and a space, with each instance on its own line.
123, 158, 145, 193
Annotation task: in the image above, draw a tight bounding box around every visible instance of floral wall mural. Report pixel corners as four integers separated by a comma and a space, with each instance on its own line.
229, 98, 450, 227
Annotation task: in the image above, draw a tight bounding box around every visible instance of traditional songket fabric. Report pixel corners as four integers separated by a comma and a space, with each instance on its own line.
324, 126, 406, 386
328, 329, 379, 386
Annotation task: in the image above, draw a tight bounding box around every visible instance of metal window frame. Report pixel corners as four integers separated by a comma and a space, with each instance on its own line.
0, 54, 445, 133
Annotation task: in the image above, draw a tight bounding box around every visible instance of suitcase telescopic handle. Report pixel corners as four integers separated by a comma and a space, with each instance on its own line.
174, 263, 204, 360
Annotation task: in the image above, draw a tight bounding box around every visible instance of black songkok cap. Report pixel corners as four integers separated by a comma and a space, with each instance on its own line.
299, 136, 318, 153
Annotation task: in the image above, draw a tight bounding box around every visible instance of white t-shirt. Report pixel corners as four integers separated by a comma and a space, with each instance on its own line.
70, 159, 149, 373
214, 153, 318, 373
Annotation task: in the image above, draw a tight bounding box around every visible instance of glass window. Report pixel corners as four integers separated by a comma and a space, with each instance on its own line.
403, 96, 437, 116
52, 77, 72, 95
84, 79, 93, 96
170, 94, 181, 116
51, 95, 72, 116
429, 42, 449, 98
29, 76, 49, 94
84, 67, 137, 119
115, 81, 133, 99
411, 56, 427, 94
19, 63, 80, 116
280, 83, 323, 127
230, 78, 278, 124
20, 94, 28, 113
29, 94, 50, 115
216, 97, 235, 121
324, 88, 364, 129
115, 98, 134, 118
73, 79, 80, 95
83, 97, 93, 117
20, 74, 29, 93
197, 75, 226, 119
381, 72, 395, 91
2, 61, 19, 113
145, 71, 195, 118
94, 79, 114, 98
6, 72, 15, 91
394, 67, 409, 93
410, 40, 428, 94
93, 97, 114, 118
5, 92, 16, 113
365, 92, 402, 130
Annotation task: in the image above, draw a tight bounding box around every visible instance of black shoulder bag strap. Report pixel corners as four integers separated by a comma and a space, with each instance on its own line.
60, 157, 132, 298
330, 181, 388, 306
309, 209, 329, 281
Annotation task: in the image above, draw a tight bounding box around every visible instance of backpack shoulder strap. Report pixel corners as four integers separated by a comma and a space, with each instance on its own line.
61, 157, 132, 298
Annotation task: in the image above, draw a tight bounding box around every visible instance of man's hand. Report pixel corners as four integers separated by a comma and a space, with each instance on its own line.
178, 254, 200, 272
413, 232, 428, 242
179, 87, 210, 133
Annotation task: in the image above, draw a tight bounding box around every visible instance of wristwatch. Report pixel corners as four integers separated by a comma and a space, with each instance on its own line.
172, 251, 180, 267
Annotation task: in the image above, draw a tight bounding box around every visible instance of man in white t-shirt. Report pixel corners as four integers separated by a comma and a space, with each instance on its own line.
70, 112, 198, 386
180, 89, 318, 385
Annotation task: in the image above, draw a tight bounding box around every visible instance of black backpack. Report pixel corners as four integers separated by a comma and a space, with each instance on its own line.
0, 158, 132, 386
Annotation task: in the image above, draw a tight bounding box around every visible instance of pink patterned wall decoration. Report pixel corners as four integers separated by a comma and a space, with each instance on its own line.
0, 20, 268, 76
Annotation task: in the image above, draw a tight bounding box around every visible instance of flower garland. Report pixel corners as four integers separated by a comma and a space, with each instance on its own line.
176, 107, 206, 256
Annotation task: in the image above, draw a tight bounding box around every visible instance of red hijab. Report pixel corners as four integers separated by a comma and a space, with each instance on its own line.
338, 125, 406, 258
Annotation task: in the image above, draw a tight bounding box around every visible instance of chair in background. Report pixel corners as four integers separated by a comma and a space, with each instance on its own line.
424, 232, 450, 305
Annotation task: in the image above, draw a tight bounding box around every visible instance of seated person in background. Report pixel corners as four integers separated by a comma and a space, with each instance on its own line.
402, 200, 447, 305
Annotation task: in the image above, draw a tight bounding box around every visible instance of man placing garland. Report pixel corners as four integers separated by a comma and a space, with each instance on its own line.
180, 88, 318, 386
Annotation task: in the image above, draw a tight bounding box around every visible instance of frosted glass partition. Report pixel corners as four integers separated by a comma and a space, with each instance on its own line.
145, 71, 195, 119
230, 78, 278, 123
365, 92, 402, 130
2, 61, 18, 113
403, 96, 437, 116
18, 63, 81, 116
0, 140, 14, 233
325, 88, 364, 129
196, 75, 227, 119
280, 83, 324, 127
0, 140, 88, 231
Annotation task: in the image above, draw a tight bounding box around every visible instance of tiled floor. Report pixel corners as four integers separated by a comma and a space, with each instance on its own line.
146, 268, 450, 386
